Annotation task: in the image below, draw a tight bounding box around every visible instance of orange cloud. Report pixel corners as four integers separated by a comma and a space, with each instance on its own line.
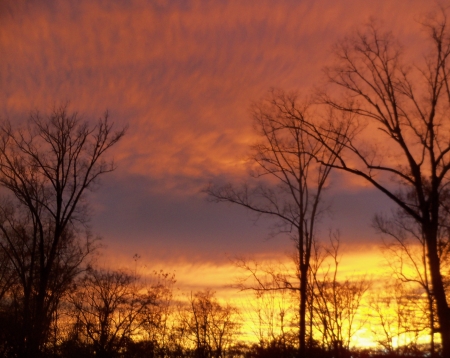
0, 0, 435, 196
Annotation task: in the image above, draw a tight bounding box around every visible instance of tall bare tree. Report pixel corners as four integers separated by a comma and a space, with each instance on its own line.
0, 105, 125, 357
207, 90, 344, 357
299, 9, 450, 355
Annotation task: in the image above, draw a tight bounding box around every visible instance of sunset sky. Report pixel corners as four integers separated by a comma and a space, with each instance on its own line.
0, 0, 438, 314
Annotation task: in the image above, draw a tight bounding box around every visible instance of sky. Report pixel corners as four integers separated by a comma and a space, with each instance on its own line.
0, 0, 438, 296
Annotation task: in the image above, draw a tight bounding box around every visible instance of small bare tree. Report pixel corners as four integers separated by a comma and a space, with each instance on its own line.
237, 260, 298, 349
369, 280, 429, 355
141, 270, 177, 356
179, 289, 241, 358
310, 235, 370, 358
68, 268, 155, 358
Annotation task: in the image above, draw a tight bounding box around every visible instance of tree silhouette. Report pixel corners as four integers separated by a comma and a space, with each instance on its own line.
310, 235, 370, 358
178, 289, 240, 358
207, 90, 344, 357
0, 105, 125, 357
295, 9, 450, 356
68, 268, 154, 358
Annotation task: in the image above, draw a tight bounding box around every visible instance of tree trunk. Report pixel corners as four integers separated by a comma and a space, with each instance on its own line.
299, 262, 307, 358
425, 226, 450, 357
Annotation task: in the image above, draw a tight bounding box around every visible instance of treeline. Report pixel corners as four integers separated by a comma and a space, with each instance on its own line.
0, 253, 438, 358
0, 107, 440, 357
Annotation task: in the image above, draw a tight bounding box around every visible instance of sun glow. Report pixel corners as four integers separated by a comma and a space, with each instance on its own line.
101, 245, 436, 350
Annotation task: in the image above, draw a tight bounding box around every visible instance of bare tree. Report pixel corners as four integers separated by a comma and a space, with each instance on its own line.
374, 206, 443, 355
291, 8, 450, 355
206, 90, 344, 357
237, 261, 298, 350
141, 270, 177, 356
0, 105, 125, 357
369, 280, 429, 356
310, 235, 370, 358
179, 289, 241, 358
68, 268, 155, 358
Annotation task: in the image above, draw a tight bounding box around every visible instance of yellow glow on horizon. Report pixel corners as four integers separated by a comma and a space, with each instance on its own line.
99, 244, 436, 349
